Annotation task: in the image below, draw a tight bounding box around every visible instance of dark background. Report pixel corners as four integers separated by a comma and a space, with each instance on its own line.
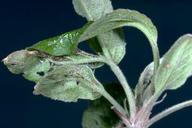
1, 0, 192, 128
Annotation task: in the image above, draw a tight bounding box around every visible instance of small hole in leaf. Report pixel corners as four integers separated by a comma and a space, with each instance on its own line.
37, 71, 45, 76
10, 63, 17, 66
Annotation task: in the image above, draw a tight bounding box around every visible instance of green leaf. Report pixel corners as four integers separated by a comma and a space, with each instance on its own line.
28, 29, 81, 56
80, 9, 159, 69
154, 34, 192, 93
82, 83, 125, 128
33, 65, 102, 102
97, 28, 126, 64
23, 59, 51, 82
72, 0, 113, 21
27, 22, 92, 56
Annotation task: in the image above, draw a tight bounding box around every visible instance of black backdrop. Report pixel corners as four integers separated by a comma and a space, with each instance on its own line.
1, 0, 192, 128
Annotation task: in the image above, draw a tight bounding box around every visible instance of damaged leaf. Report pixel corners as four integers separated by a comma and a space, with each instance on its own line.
33, 65, 102, 102
2, 50, 51, 82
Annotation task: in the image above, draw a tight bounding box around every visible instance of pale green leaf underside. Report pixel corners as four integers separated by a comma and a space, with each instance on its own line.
79, 9, 159, 70
3, 50, 39, 74
72, 0, 113, 21
23, 59, 51, 82
34, 65, 101, 102
73, 0, 126, 64
155, 34, 192, 92
97, 29, 126, 64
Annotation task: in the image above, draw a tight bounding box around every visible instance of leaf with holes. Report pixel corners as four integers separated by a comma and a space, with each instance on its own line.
22, 59, 51, 82
3, 49, 103, 84
33, 65, 102, 102
2, 50, 51, 82
73, 0, 126, 64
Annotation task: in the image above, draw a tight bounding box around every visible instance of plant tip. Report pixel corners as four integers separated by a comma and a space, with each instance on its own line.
2, 57, 8, 63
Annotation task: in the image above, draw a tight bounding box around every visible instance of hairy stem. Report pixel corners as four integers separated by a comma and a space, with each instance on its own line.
112, 107, 131, 127
148, 100, 192, 127
47, 56, 105, 65
104, 58, 136, 118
